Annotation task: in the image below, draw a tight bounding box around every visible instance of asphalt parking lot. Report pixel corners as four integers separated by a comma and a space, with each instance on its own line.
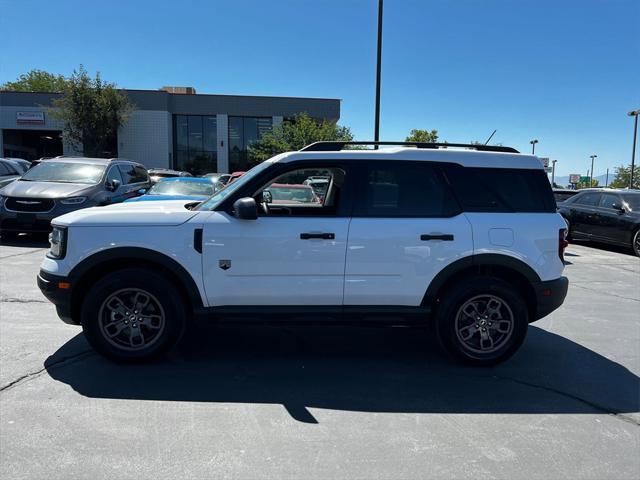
0, 238, 638, 480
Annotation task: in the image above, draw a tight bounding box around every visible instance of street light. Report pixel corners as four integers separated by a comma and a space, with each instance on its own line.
551, 159, 557, 186
590, 154, 597, 187
628, 109, 639, 188
529, 139, 539, 154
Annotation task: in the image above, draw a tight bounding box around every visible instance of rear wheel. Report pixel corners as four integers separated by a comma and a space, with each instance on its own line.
562, 216, 572, 241
81, 268, 186, 362
633, 229, 640, 257
435, 276, 529, 366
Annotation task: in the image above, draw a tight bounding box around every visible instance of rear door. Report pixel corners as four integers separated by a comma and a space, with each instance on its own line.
344, 161, 473, 306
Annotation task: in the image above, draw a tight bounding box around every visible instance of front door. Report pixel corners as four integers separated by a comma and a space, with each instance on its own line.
202, 163, 353, 306
344, 161, 473, 306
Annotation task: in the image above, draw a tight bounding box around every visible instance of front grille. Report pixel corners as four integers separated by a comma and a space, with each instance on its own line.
4, 197, 55, 212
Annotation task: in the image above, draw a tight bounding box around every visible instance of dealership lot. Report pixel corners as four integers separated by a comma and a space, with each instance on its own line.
0, 239, 638, 479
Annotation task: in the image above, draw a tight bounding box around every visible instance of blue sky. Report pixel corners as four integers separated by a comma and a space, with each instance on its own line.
1, 0, 638, 176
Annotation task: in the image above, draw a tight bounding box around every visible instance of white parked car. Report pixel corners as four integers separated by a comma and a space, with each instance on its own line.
38, 141, 568, 365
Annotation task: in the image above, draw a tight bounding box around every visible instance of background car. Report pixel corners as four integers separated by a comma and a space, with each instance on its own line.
303, 176, 331, 201
2, 157, 31, 174
558, 188, 640, 256
148, 168, 192, 185
0, 159, 22, 189
0, 157, 149, 237
201, 172, 232, 185
263, 183, 320, 205
124, 176, 221, 203
553, 188, 580, 204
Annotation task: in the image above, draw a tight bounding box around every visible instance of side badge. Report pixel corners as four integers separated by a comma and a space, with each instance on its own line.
219, 259, 231, 271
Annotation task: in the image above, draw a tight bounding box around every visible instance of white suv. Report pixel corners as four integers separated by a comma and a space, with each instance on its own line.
38, 141, 569, 365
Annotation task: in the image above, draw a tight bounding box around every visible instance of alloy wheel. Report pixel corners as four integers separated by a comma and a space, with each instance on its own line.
454, 294, 515, 355
98, 288, 166, 351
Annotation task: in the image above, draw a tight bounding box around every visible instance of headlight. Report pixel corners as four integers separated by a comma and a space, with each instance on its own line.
48, 226, 67, 259
60, 196, 87, 205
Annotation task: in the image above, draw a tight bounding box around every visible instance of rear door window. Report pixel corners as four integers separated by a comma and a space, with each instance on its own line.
355, 162, 460, 217
133, 165, 149, 183
118, 164, 148, 184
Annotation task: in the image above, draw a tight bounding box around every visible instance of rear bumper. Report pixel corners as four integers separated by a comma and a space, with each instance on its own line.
37, 270, 77, 325
532, 276, 569, 321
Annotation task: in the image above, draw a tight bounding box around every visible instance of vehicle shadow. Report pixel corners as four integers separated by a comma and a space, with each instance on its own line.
45, 325, 639, 423
569, 239, 637, 258
0, 233, 49, 248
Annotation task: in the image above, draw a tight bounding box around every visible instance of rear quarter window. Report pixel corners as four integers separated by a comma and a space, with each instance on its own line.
442, 165, 556, 213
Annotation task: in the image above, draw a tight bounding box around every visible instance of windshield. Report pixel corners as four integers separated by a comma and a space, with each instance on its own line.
21, 161, 106, 184
196, 161, 274, 210
149, 180, 215, 197
621, 194, 640, 211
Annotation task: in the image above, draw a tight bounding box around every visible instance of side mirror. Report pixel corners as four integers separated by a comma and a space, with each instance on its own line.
106, 179, 121, 192
262, 190, 273, 204
612, 202, 625, 213
233, 197, 258, 220
137, 188, 147, 195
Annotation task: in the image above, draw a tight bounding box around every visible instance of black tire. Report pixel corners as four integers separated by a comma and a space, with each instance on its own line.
562, 216, 572, 241
435, 276, 529, 366
632, 229, 640, 257
80, 268, 186, 362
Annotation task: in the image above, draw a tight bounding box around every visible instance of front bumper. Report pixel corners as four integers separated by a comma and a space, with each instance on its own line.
37, 269, 77, 325
0, 210, 57, 233
532, 276, 569, 321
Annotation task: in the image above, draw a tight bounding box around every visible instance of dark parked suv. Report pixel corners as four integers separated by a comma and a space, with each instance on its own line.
558, 188, 640, 256
0, 157, 149, 237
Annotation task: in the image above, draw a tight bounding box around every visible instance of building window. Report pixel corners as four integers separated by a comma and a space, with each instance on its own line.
228, 116, 272, 172
174, 115, 217, 175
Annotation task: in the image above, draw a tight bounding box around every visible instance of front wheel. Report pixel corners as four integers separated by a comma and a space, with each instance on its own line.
633, 229, 640, 257
435, 276, 529, 366
81, 268, 186, 362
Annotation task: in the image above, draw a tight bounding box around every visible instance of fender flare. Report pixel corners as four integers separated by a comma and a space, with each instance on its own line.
69, 247, 204, 309
422, 253, 541, 305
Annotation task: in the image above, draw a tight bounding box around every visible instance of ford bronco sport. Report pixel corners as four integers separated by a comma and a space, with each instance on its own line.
37, 141, 569, 365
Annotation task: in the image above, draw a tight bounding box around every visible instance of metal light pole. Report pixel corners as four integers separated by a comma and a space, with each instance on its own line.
605, 168, 609, 187
590, 154, 597, 187
530, 139, 539, 154
373, 0, 383, 148
551, 159, 557, 185
629, 109, 639, 188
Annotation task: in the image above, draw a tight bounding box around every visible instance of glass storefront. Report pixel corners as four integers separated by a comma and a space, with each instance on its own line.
174, 115, 217, 175
228, 116, 272, 172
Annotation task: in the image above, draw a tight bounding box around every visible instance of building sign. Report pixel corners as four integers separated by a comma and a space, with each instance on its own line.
569, 174, 581, 184
16, 111, 45, 125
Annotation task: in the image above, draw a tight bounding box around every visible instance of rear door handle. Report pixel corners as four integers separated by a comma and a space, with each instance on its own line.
300, 232, 335, 240
421, 234, 454, 241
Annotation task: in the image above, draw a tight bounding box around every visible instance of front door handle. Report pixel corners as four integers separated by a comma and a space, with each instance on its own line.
421, 234, 454, 241
300, 232, 335, 240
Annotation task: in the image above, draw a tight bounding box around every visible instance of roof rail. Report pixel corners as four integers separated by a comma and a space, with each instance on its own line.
300, 141, 520, 154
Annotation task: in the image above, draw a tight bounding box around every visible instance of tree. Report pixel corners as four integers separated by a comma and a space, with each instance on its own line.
405, 129, 439, 143
577, 178, 599, 189
1, 69, 69, 92
248, 113, 353, 164
609, 164, 640, 189
51, 66, 133, 158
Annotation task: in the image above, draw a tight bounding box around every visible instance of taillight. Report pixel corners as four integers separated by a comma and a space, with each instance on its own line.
559, 228, 569, 262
